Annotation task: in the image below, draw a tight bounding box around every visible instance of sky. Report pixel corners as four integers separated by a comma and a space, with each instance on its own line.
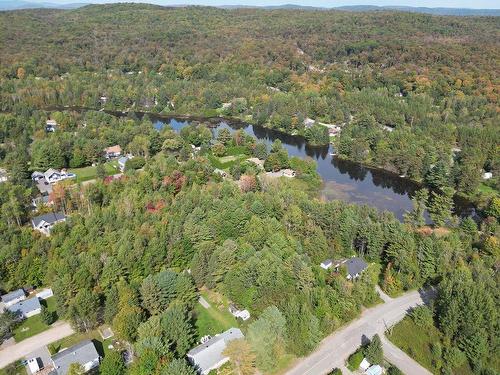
29, 0, 500, 9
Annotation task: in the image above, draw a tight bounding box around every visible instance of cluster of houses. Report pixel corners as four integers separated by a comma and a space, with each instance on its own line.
320, 257, 368, 280
31, 169, 76, 207
104, 144, 131, 172
0, 288, 53, 320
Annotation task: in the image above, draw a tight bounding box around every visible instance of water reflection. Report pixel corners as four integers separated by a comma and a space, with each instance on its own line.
127, 112, 475, 220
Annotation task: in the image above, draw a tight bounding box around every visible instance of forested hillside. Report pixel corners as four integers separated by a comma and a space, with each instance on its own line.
0, 4, 499, 375
0, 4, 498, 200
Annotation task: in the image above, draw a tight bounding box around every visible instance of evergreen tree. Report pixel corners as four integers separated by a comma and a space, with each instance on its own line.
364, 334, 383, 364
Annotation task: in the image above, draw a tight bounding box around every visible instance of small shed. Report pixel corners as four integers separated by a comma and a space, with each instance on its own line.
366, 365, 383, 375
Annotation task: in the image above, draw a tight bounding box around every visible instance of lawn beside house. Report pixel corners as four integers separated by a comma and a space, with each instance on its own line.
13, 297, 58, 342
48, 329, 116, 359
68, 161, 118, 182
194, 291, 239, 339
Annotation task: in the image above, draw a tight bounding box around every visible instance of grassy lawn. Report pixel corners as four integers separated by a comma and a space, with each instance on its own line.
387, 316, 442, 373
13, 297, 58, 342
48, 329, 116, 359
477, 182, 499, 196
69, 161, 118, 182
194, 290, 239, 339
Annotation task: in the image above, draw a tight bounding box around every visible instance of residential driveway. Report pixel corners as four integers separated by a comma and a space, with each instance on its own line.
285, 289, 433, 375
198, 296, 210, 309
0, 322, 74, 369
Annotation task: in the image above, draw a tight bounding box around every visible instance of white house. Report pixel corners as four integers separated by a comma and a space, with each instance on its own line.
1, 288, 26, 307
104, 145, 122, 159
366, 365, 383, 375
118, 156, 129, 172
32, 169, 76, 185
0, 168, 8, 183
32, 212, 67, 235
360, 358, 371, 371
51, 340, 100, 375
320, 259, 333, 270
7, 297, 41, 319
483, 172, 493, 180
187, 328, 244, 374
228, 304, 250, 321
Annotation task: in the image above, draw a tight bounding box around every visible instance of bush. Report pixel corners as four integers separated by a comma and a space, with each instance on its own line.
347, 350, 364, 371
387, 366, 404, 375
328, 368, 342, 375
125, 156, 145, 171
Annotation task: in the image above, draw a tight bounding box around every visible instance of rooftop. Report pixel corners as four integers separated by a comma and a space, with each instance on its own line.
346, 257, 368, 277
52, 340, 99, 375
1, 288, 25, 304
7, 296, 40, 316
32, 212, 66, 227
188, 328, 244, 373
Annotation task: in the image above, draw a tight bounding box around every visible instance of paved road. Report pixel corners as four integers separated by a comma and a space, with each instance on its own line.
0, 322, 74, 369
286, 289, 432, 375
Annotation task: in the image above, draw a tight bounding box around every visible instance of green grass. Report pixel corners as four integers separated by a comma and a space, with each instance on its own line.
48, 329, 115, 358
477, 183, 499, 196
194, 291, 239, 339
387, 316, 442, 373
69, 161, 118, 182
13, 297, 58, 342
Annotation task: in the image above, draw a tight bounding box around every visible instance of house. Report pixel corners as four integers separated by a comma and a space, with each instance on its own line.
46, 120, 57, 132
32, 171, 46, 182
32, 212, 66, 235
51, 340, 100, 375
187, 328, 244, 375
345, 257, 368, 280
483, 172, 493, 180
320, 259, 333, 270
360, 358, 371, 371
27, 357, 42, 373
366, 365, 383, 375
1, 288, 26, 307
104, 145, 122, 159
36, 288, 54, 300
265, 169, 296, 178
44, 168, 62, 184
304, 118, 315, 128
118, 156, 128, 172
228, 304, 251, 321
0, 168, 8, 183
7, 297, 41, 319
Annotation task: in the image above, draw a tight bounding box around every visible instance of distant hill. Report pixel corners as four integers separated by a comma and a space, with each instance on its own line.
0, 1, 499, 16
335, 5, 500, 16
0, 0, 87, 10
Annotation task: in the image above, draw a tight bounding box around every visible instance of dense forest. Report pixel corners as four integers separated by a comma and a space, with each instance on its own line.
0, 4, 498, 201
0, 4, 499, 375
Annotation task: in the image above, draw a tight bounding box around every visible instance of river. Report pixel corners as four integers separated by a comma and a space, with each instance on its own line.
151, 116, 475, 220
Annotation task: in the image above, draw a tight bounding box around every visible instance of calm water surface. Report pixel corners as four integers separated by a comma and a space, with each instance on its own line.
151, 117, 475, 220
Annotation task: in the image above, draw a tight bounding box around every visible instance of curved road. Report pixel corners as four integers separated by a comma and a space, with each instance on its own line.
286, 289, 433, 375
0, 321, 74, 369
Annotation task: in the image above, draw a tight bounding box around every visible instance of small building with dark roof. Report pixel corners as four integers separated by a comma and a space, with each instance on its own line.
31, 212, 66, 235
345, 257, 368, 280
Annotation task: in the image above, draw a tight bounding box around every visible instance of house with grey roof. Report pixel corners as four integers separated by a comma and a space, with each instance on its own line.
345, 257, 368, 280
7, 297, 41, 319
31, 212, 66, 235
118, 156, 129, 172
187, 328, 244, 374
1, 288, 26, 307
51, 340, 100, 375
